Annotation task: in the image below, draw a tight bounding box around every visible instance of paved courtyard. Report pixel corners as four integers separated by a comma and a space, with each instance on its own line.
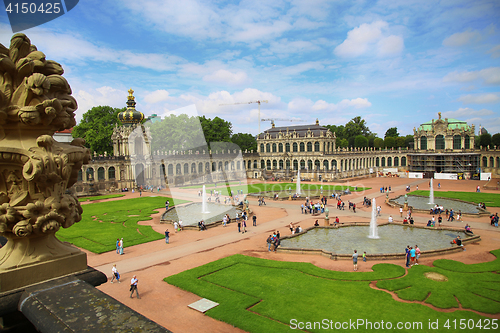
84, 177, 500, 332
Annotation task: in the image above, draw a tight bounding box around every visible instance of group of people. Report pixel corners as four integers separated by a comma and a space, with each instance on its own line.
379, 186, 391, 193
404, 245, 421, 267
289, 222, 303, 234
352, 250, 367, 271
115, 238, 124, 255
301, 198, 325, 214
257, 197, 267, 206
266, 231, 281, 251
428, 207, 461, 222
490, 213, 499, 227
110, 264, 140, 299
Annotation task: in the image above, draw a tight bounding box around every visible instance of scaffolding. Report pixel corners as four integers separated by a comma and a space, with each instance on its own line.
408, 153, 480, 174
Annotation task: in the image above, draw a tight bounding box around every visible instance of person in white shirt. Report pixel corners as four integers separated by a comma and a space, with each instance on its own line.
111, 264, 120, 283
388, 215, 393, 223
130, 275, 140, 299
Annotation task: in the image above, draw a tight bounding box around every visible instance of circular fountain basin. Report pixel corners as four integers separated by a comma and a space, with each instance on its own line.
280, 224, 472, 256
162, 202, 242, 227
249, 189, 334, 200
391, 195, 484, 214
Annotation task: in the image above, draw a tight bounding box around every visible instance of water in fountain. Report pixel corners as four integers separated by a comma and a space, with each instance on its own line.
368, 198, 380, 239
429, 178, 435, 205
201, 185, 210, 213
296, 170, 301, 195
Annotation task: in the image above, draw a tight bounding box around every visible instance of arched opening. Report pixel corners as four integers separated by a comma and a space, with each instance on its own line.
293, 142, 298, 152
184, 163, 189, 174
97, 167, 104, 180
435, 135, 445, 150
176, 164, 182, 175
300, 142, 305, 152
168, 164, 174, 176
420, 137, 427, 150
86, 168, 94, 181
401, 156, 407, 166
307, 142, 312, 152
135, 164, 145, 185
285, 143, 290, 152
278, 143, 283, 153
108, 166, 116, 179
314, 142, 320, 152
453, 135, 461, 149
272, 143, 277, 153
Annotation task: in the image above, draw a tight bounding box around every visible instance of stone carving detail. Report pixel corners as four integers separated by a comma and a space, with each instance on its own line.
0, 34, 89, 270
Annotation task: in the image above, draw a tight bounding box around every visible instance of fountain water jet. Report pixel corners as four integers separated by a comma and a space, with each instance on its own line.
202, 185, 210, 213
296, 170, 302, 195
429, 178, 435, 205
368, 198, 380, 239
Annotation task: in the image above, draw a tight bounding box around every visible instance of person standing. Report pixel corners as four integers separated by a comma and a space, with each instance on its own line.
400, 207, 403, 217
173, 221, 178, 232
119, 238, 124, 255
405, 246, 410, 268
455, 236, 466, 251
237, 218, 241, 233
115, 238, 120, 254
110, 264, 120, 283
266, 234, 273, 251
352, 250, 358, 271
165, 229, 170, 244
410, 246, 416, 266
252, 215, 257, 226
165, 201, 169, 211
130, 275, 140, 299
415, 245, 420, 265
242, 219, 247, 233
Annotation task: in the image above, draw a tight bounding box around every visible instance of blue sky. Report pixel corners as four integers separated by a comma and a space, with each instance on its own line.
1, 0, 499, 137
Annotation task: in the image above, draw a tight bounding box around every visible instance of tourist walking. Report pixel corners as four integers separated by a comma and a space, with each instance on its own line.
400, 207, 403, 217
110, 264, 120, 283
252, 215, 257, 226
130, 275, 140, 299
405, 246, 410, 267
115, 238, 120, 254
266, 235, 273, 251
119, 238, 124, 255
352, 250, 358, 271
165, 229, 170, 244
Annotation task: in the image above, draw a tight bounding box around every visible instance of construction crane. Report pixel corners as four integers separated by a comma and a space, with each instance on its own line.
261, 118, 307, 127
219, 100, 268, 134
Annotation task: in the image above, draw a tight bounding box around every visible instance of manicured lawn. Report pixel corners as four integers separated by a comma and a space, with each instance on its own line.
410, 190, 500, 207
57, 197, 188, 253
183, 182, 369, 196
166, 253, 499, 333
78, 194, 125, 202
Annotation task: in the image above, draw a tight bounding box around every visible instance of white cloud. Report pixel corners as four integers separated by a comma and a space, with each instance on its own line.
488, 45, 500, 58
203, 69, 251, 85
266, 38, 322, 56
441, 108, 494, 118
443, 67, 500, 85
442, 30, 482, 47
288, 97, 372, 113
144, 90, 170, 104
74, 87, 126, 122
334, 21, 403, 58
457, 93, 500, 104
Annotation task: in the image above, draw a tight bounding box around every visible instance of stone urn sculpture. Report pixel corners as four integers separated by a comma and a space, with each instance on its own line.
0, 34, 90, 291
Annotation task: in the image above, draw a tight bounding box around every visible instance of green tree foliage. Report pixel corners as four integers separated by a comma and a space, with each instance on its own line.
337, 138, 348, 148
395, 137, 406, 148
374, 137, 384, 148
231, 133, 257, 152
325, 124, 345, 139
385, 127, 399, 138
405, 135, 414, 148
479, 133, 492, 148
199, 116, 233, 147
148, 114, 206, 152
367, 134, 377, 147
492, 133, 500, 148
72, 106, 124, 155
354, 135, 368, 147
344, 116, 372, 139
384, 136, 396, 148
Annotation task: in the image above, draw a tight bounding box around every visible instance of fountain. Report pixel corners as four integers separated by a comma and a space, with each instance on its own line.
296, 170, 302, 195
368, 198, 380, 239
429, 178, 435, 205
202, 185, 210, 213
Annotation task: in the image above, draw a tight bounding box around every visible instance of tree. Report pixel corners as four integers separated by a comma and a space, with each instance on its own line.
344, 116, 372, 139
491, 133, 500, 148
479, 133, 492, 148
337, 138, 348, 148
325, 124, 345, 140
148, 114, 206, 152
72, 106, 124, 155
384, 136, 395, 148
199, 116, 232, 148
404, 135, 414, 148
231, 133, 257, 152
385, 127, 399, 138
367, 134, 377, 147
395, 137, 406, 148
374, 138, 384, 148
354, 135, 368, 148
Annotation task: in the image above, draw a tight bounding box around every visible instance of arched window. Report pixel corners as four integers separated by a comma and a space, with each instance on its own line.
293, 160, 298, 170
435, 135, 445, 150
308, 160, 313, 170
315, 160, 320, 170
205, 162, 210, 172
86, 168, 94, 181
286, 160, 290, 169
176, 164, 182, 175
97, 167, 105, 180
314, 142, 320, 152
307, 142, 312, 152
183, 163, 189, 174
483, 156, 488, 167
387, 157, 392, 167
420, 137, 427, 150
496, 157, 500, 168
376, 157, 380, 167
300, 160, 305, 169
394, 157, 399, 166
218, 162, 223, 170
327, 142, 330, 153
272, 143, 277, 153
272, 160, 277, 169
490, 157, 494, 168
279, 160, 284, 169
237, 161, 241, 170
464, 135, 470, 149
261, 160, 265, 169
323, 160, 329, 170
300, 142, 305, 152
212, 162, 216, 171
266, 143, 270, 153
331, 160, 337, 169
293, 143, 298, 152
191, 163, 196, 173
453, 135, 461, 149
168, 164, 174, 176
108, 166, 115, 179
401, 156, 407, 166
231, 161, 235, 170
247, 160, 251, 169
199, 163, 204, 173
134, 137, 143, 155
266, 160, 271, 170
260, 144, 264, 152
253, 160, 258, 168
285, 143, 290, 152
278, 143, 283, 152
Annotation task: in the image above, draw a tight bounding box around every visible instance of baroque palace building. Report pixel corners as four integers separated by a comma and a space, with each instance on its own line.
71, 92, 500, 195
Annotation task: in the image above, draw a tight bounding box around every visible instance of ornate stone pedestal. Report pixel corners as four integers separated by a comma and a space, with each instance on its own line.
324, 217, 329, 226
403, 202, 409, 211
